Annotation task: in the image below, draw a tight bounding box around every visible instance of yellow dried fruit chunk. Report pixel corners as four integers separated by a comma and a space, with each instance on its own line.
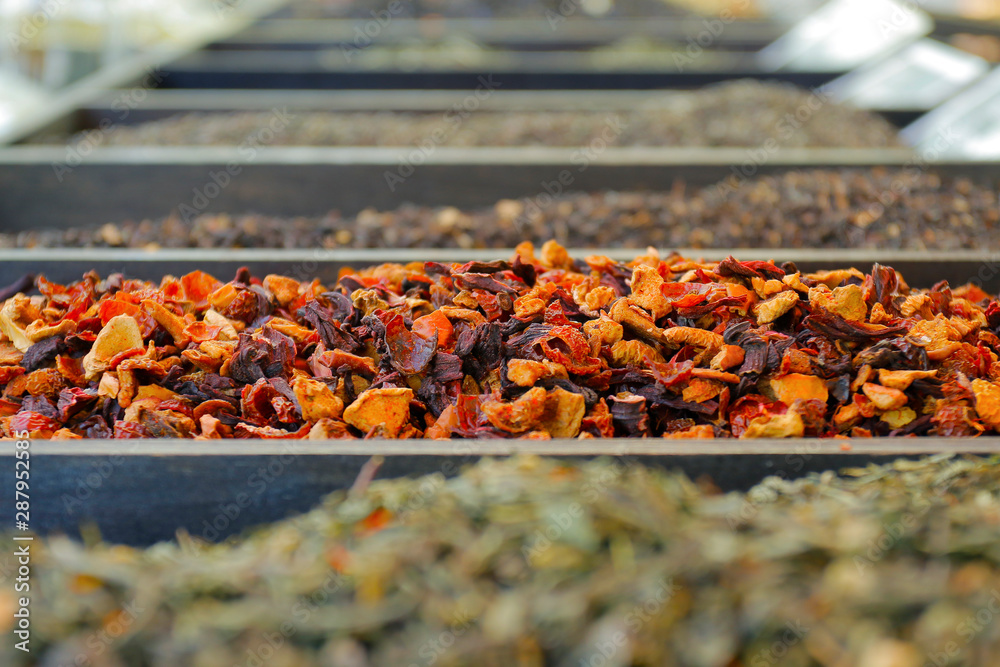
97, 372, 121, 399
805, 268, 865, 289
862, 383, 909, 411
538, 387, 586, 438
582, 314, 624, 348
82, 315, 144, 380
751, 277, 785, 298
343, 387, 413, 437
753, 291, 799, 325
880, 407, 917, 429
294, 376, 345, 422
770, 373, 829, 405
781, 272, 810, 293
971, 378, 1000, 431
877, 369, 938, 391
269, 318, 319, 346
609, 298, 666, 346
808, 284, 867, 322
660, 325, 725, 354
609, 339, 665, 367
203, 309, 240, 338
742, 410, 805, 439
899, 294, 931, 318
0, 296, 34, 352
25, 319, 75, 344
869, 302, 891, 324
907, 317, 965, 360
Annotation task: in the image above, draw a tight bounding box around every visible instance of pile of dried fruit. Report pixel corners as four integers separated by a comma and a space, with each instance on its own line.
49, 82, 898, 149
2, 454, 999, 666
4, 169, 992, 251
2, 243, 1000, 440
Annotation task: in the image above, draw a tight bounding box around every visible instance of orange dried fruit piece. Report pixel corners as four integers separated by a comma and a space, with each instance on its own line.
506, 359, 568, 387
808, 284, 867, 322
180, 270, 222, 307
23, 368, 66, 397
482, 387, 548, 433
770, 373, 829, 405
862, 382, 909, 411
899, 294, 932, 318
514, 296, 547, 319
293, 376, 344, 422
663, 424, 715, 439
412, 311, 454, 350
183, 321, 223, 344
690, 368, 739, 383
573, 283, 616, 315
263, 274, 301, 307
833, 402, 862, 431
82, 314, 144, 380
0, 342, 23, 366
710, 344, 745, 371
682, 378, 724, 404
343, 387, 413, 437
582, 314, 624, 350
877, 369, 938, 391
141, 300, 190, 347
971, 379, 1000, 431
907, 317, 965, 361
539, 240, 572, 270
629, 264, 670, 319
0, 366, 25, 385
268, 318, 320, 347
